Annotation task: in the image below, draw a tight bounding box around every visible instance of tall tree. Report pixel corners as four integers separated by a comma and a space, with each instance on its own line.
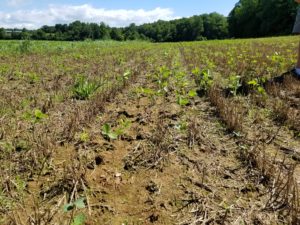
124, 23, 140, 40
99, 22, 111, 40
0, 28, 6, 39
228, 0, 298, 38
110, 28, 124, 41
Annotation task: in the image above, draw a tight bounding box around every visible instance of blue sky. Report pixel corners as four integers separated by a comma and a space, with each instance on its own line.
0, 0, 238, 29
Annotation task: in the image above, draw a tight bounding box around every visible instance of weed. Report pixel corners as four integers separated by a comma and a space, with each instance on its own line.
123, 69, 131, 80
75, 130, 90, 143
26, 72, 40, 84
116, 118, 132, 135
23, 109, 48, 123
72, 75, 102, 100
101, 123, 118, 140
117, 69, 131, 86
175, 121, 188, 131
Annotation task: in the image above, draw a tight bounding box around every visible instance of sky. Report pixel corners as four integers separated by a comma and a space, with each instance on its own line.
0, 0, 238, 29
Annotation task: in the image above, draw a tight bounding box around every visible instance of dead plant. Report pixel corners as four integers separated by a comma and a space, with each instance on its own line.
208, 85, 244, 132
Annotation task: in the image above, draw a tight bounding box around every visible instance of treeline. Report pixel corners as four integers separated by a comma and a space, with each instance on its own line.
0, 13, 228, 42
0, 0, 299, 42
228, 0, 298, 38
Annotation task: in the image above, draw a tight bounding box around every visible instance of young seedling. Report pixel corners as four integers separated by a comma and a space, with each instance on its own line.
75, 130, 90, 143
117, 69, 131, 84
228, 74, 241, 96
153, 66, 171, 94
101, 123, 118, 140
123, 70, 131, 80
177, 95, 189, 106
188, 89, 197, 98
101, 119, 131, 140
192, 68, 213, 93
175, 121, 188, 131
23, 109, 48, 124
116, 118, 132, 136
248, 78, 267, 96
63, 198, 86, 225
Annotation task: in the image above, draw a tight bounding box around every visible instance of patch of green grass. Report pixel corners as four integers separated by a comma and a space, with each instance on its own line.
72, 75, 102, 100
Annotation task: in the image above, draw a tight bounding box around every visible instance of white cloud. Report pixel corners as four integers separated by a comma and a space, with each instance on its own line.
6, 0, 29, 7
0, 4, 176, 29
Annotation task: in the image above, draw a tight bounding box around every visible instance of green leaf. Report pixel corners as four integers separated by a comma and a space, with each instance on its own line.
101, 123, 110, 135
142, 88, 155, 95
34, 109, 48, 120
191, 67, 200, 75
63, 203, 74, 212
257, 86, 266, 96
123, 70, 131, 79
188, 90, 197, 97
108, 132, 118, 140
22, 111, 32, 121
248, 80, 258, 86
102, 123, 118, 140
74, 198, 86, 209
177, 96, 189, 106
71, 213, 86, 225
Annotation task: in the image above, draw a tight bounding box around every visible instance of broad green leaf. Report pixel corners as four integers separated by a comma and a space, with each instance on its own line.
74, 198, 86, 209
108, 132, 118, 140
248, 80, 258, 86
34, 109, 48, 120
101, 123, 110, 135
177, 96, 189, 106
63, 203, 74, 212
188, 90, 197, 97
71, 213, 86, 225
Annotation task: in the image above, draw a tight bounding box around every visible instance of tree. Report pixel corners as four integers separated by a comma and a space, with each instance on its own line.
67, 21, 83, 41
99, 22, 111, 40
228, 0, 261, 37
110, 28, 124, 41
124, 23, 140, 40
90, 23, 101, 39
202, 13, 228, 39
20, 28, 31, 40
0, 28, 6, 39
32, 29, 46, 40
228, 0, 298, 38
258, 0, 296, 36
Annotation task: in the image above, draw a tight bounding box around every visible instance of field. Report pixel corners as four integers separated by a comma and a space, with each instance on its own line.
0, 37, 300, 225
